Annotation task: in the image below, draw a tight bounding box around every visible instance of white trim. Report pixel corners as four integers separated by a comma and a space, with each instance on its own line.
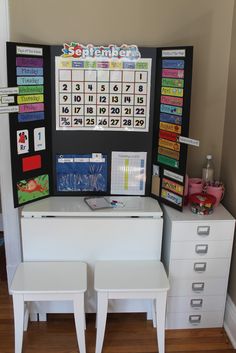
0, 0, 22, 287
224, 294, 236, 348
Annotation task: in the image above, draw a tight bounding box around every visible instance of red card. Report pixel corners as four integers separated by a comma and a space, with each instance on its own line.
22, 155, 42, 172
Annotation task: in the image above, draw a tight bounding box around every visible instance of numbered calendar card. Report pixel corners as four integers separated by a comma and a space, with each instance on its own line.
55, 43, 152, 131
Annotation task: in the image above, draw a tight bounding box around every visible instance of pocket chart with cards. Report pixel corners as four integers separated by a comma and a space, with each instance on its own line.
6, 42, 193, 211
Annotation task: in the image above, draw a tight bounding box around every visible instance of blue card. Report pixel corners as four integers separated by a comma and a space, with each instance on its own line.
162, 59, 185, 69
56, 154, 108, 192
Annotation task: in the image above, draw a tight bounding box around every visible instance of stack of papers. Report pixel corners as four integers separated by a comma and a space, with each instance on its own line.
84, 197, 113, 210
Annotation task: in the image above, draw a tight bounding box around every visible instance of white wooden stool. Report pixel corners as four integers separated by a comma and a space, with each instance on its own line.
10, 261, 87, 353
94, 260, 169, 353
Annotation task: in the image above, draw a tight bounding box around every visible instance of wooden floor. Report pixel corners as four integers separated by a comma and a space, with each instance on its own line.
0, 238, 235, 353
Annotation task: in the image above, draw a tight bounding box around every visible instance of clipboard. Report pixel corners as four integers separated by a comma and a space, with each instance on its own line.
84, 197, 113, 210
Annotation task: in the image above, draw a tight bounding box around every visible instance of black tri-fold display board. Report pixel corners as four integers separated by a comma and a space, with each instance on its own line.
7, 42, 193, 211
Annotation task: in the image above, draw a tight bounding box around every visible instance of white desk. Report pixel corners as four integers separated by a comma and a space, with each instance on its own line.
20, 196, 163, 314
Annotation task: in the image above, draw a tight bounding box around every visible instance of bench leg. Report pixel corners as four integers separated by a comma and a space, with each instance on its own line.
152, 299, 157, 328
74, 293, 86, 353
12, 294, 24, 353
24, 302, 30, 332
155, 291, 167, 353
95, 292, 108, 353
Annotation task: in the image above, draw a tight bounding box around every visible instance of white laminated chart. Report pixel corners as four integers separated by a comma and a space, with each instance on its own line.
111, 151, 147, 195
55, 57, 152, 131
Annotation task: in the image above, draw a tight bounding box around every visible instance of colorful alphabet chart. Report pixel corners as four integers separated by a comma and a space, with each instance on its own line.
55, 57, 152, 131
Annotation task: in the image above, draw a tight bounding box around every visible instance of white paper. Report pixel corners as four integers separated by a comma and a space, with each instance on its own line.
0, 96, 15, 104
0, 105, 19, 113
111, 151, 147, 195
179, 136, 200, 147
0, 87, 19, 95
162, 49, 186, 57
16, 46, 43, 56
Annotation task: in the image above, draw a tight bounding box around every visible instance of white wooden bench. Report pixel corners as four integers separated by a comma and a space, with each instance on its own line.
94, 260, 170, 353
10, 261, 87, 353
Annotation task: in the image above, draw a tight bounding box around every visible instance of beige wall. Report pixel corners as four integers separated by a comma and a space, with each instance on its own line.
8, 0, 236, 300
221, 2, 236, 304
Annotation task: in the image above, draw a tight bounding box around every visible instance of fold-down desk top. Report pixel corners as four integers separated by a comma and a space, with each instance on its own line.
21, 196, 163, 218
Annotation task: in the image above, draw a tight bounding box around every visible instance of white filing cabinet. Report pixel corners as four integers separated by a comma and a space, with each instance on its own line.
162, 204, 235, 329
20, 196, 163, 314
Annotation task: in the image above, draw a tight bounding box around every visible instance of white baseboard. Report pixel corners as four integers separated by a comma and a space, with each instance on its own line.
224, 294, 236, 348
0, 212, 3, 231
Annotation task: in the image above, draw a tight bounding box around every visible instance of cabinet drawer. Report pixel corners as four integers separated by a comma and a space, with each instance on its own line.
167, 295, 225, 313
168, 278, 228, 297
169, 258, 231, 279
166, 310, 224, 329
171, 240, 232, 259
172, 221, 234, 242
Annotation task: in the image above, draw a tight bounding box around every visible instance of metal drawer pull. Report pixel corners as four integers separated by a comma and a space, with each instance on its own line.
195, 244, 208, 254
192, 282, 205, 292
189, 315, 201, 324
194, 262, 207, 272
197, 226, 210, 236
190, 299, 203, 308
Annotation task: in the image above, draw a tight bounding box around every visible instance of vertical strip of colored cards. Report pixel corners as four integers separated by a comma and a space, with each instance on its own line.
157, 49, 187, 208
16, 55, 44, 122
14, 45, 49, 205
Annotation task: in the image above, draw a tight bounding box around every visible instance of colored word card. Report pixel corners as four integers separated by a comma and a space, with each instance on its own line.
161, 188, 182, 206
162, 178, 183, 195
55, 57, 152, 131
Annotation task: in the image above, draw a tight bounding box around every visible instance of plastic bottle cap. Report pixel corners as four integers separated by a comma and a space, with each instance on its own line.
206, 155, 212, 159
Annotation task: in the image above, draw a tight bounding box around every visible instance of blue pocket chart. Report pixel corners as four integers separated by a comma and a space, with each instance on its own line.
56, 154, 108, 192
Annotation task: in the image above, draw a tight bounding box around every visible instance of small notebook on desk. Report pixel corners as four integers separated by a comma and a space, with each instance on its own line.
84, 197, 113, 210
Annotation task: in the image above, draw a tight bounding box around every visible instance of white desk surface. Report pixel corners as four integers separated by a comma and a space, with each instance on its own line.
21, 196, 163, 218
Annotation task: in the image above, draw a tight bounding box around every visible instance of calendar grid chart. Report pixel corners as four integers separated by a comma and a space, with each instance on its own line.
55, 57, 152, 132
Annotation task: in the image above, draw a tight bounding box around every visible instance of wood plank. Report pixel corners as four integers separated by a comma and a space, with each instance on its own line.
0, 281, 234, 353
